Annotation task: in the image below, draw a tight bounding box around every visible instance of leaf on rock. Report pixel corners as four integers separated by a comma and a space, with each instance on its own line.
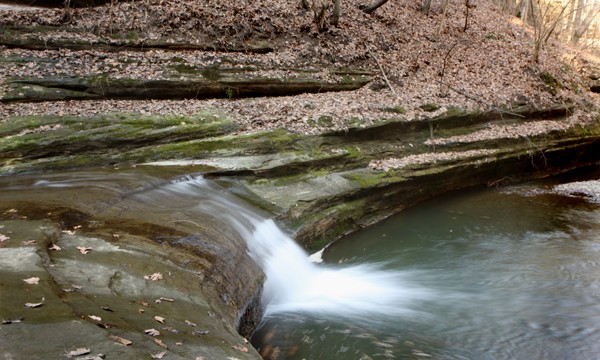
184, 320, 197, 327
65, 347, 90, 357
110, 335, 132, 346
144, 273, 163, 281
151, 351, 167, 359
154, 316, 165, 324
153, 338, 168, 349
77, 246, 92, 254
145, 328, 160, 337
231, 344, 248, 353
88, 315, 102, 322
49, 243, 62, 251
23, 277, 40, 285
0, 234, 9, 242
22, 240, 37, 245
24, 298, 44, 308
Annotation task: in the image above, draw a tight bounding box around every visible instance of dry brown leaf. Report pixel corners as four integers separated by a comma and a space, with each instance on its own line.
23, 277, 40, 285
88, 315, 102, 322
144, 273, 163, 281
24, 298, 44, 308
49, 243, 62, 251
65, 347, 90, 357
154, 316, 165, 324
22, 240, 37, 245
158, 297, 174, 302
110, 335, 132, 346
231, 344, 248, 353
77, 246, 92, 254
153, 338, 168, 349
0, 234, 9, 242
184, 320, 197, 327
151, 351, 167, 359
145, 328, 160, 337
63, 230, 76, 235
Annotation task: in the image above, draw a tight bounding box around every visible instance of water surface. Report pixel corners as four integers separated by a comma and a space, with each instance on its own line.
253, 175, 600, 360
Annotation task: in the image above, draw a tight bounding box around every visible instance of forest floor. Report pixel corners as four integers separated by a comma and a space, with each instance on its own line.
0, 0, 599, 135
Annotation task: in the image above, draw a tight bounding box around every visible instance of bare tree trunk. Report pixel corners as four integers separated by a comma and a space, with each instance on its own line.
439, 0, 449, 34
331, 0, 341, 25
422, 0, 432, 14
572, 3, 600, 45
363, 0, 389, 14
464, 0, 471, 31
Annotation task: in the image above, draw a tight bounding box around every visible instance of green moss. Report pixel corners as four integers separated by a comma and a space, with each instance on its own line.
540, 72, 561, 95
170, 64, 201, 74
343, 170, 406, 188
420, 103, 441, 112
384, 106, 406, 114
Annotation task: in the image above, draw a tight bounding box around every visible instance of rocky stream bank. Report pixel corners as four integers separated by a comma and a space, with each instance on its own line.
2, 2, 600, 358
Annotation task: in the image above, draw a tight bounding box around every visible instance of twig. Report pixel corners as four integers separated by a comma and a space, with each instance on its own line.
438, 80, 526, 118
366, 44, 396, 95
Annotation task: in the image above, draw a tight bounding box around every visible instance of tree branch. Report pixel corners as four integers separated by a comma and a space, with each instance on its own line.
362, 0, 389, 14
366, 44, 396, 95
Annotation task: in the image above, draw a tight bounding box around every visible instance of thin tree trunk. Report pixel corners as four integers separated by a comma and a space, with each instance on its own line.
363, 0, 389, 14
331, 0, 341, 26
421, 0, 432, 14
439, 0, 449, 34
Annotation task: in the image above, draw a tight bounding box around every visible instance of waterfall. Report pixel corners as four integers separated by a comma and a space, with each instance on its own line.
133, 175, 433, 319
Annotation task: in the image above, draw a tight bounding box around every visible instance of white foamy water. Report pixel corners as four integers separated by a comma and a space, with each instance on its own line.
131, 176, 434, 318
244, 219, 433, 318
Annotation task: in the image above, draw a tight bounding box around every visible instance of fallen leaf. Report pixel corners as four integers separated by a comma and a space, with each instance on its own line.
77, 246, 92, 255
231, 344, 248, 353
2, 318, 24, 324
24, 298, 44, 308
158, 297, 174, 302
154, 316, 165, 324
151, 351, 167, 359
144, 273, 163, 281
138, 308, 145, 314
176, 341, 183, 346
192, 330, 209, 336
65, 347, 90, 357
110, 335, 132, 346
81, 354, 105, 360
63, 230, 76, 235
23, 277, 40, 285
184, 320, 197, 327
49, 244, 62, 251
22, 240, 37, 245
101, 306, 113, 312
153, 338, 168, 349
145, 328, 160, 337
0, 234, 9, 242
88, 315, 102, 322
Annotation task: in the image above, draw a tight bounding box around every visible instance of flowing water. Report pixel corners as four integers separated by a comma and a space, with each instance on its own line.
2, 167, 600, 360
251, 171, 600, 360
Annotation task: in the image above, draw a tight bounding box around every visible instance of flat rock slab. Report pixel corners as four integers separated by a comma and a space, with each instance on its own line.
0, 218, 260, 359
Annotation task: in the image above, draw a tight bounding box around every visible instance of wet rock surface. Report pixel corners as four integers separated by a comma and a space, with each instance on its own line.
0, 171, 263, 359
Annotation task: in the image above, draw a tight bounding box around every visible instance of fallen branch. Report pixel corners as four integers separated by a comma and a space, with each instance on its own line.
438, 80, 525, 118
366, 45, 396, 95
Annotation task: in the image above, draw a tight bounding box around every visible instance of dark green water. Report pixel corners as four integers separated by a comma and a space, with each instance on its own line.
253, 175, 600, 360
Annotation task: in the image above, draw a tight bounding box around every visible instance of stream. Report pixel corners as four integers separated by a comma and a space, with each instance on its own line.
252, 168, 600, 360
1, 166, 600, 359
